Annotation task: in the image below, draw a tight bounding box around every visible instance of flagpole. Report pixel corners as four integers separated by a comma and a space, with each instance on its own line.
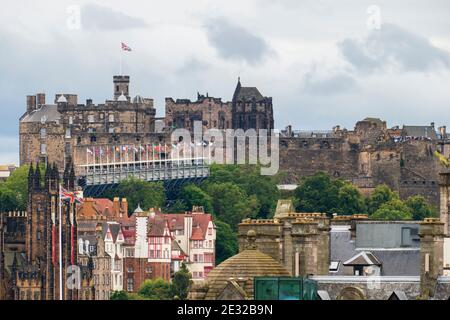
58, 184, 63, 300
120, 48, 123, 75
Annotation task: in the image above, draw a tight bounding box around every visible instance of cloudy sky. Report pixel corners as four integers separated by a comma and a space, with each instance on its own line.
1, 0, 450, 164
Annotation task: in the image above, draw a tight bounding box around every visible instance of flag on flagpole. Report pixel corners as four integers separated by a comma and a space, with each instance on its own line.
60, 186, 84, 204
121, 42, 132, 51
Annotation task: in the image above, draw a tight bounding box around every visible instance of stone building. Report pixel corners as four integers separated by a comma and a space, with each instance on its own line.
0, 162, 94, 300
19, 75, 160, 175
279, 118, 449, 206
238, 200, 330, 277
165, 78, 273, 132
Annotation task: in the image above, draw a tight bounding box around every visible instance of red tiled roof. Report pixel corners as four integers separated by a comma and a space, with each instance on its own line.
190, 226, 204, 240
159, 213, 213, 239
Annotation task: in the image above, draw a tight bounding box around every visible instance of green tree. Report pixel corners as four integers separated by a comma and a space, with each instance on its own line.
205, 182, 257, 230
215, 220, 238, 264
207, 164, 280, 219
138, 278, 173, 300
336, 183, 366, 214
0, 164, 43, 211
0, 186, 20, 212
110, 290, 129, 300
180, 184, 213, 213
293, 172, 341, 214
371, 199, 413, 221
171, 263, 192, 300
366, 184, 399, 214
405, 195, 437, 221
104, 178, 166, 215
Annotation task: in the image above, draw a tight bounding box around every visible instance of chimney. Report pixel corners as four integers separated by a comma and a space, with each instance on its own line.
121, 198, 128, 218
113, 197, 120, 218
86, 99, 93, 106
26, 95, 37, 113
419, 218, 444, 299
36, 93, 46, 107
439, 126, 447, 139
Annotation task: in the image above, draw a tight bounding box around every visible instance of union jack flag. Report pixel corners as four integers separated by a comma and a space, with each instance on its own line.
59, 186, 84, 204
121, 42, 132, 52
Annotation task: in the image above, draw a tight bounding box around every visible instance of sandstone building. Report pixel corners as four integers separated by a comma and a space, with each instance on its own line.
165, 78, 274, 131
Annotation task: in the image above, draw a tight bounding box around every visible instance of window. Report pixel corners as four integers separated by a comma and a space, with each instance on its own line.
208, 227, 213, 236
109, 114, 115, 122
165, 237, 169, 244
127, 266, 134, 273
127, 278, 134, 292
40, 143, 47, 154
40, 128, 46, 139
88, 115, 95, 123
69, 116, 73, 125
65, 128, 71, 138
126, 248, 134, 257
329, 261, 340, 273
401, 227, 412, 247
193, 254, 198, 262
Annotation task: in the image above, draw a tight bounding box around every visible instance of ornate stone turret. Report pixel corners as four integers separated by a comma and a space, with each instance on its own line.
419, 218, 444, 299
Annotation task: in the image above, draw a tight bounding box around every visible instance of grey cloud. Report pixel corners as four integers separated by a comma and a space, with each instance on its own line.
338, 24, 450, 73
204, 18, 272, 64
302, 71, 358, 95
81, 4, 148, 31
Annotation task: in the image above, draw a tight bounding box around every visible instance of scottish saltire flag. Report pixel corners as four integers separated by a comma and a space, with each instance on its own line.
121, 42, 132, 51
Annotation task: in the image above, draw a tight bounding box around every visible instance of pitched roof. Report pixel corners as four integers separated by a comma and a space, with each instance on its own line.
148, 216, 169, 237
190, 225, 204, 240
343, 251, 381, 266
159, 213, 213, 239
330, 227, 420, 276
232, 79, 266, 102
20, 104, 61, 123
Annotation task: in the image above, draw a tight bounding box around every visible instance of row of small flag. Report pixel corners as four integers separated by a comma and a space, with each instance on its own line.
86, 142, 212, 156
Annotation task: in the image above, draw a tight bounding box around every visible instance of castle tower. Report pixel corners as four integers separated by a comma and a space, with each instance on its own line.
419, 218, 444, 299
113, 75, 130, 100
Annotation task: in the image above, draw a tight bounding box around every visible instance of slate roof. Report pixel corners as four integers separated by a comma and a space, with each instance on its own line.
402, 126, 437, 139
330, 227, 420, 276
344, 251, 381, 266
102, 222, 121, 242
232, 79, 267, 103
20, 105, 61, 123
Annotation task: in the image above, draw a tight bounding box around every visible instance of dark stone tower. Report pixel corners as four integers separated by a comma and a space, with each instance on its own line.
231, 78, 274, 131
19, 162, 81, 300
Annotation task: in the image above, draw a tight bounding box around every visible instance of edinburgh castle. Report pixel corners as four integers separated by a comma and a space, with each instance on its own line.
19, 75, 450, 206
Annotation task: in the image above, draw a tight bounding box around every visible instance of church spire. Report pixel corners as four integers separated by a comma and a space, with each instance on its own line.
232, 76, 242, 102
28, 163, 35, 192
33, 162, 41, 191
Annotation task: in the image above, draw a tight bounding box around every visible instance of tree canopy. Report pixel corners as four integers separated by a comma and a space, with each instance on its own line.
371, 199, 413, 221
103, 177, 166, 214
215, 219, 238, 265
